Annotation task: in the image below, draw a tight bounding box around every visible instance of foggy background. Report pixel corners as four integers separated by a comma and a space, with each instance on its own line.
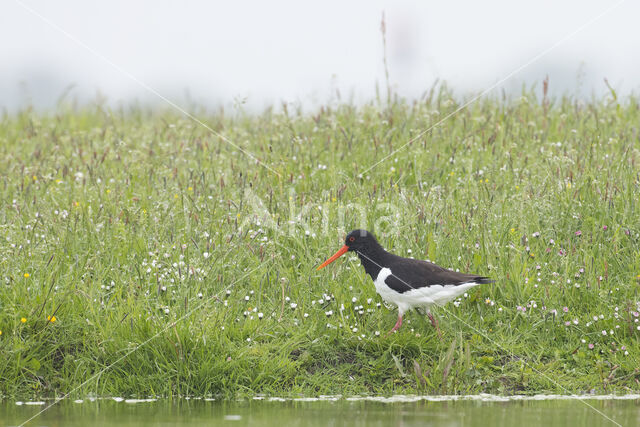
1, 0, 638, 112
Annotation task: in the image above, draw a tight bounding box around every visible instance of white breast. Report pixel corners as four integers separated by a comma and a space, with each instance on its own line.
373, 267, 480, 315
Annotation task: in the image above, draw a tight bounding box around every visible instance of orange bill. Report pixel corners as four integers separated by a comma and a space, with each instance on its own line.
317, 245, 349, 270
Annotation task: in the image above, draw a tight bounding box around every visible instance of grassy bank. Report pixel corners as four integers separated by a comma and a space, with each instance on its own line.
1, 88, 640, 399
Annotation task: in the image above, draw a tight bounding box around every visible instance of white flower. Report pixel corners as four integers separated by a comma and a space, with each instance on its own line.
290, 303, 297, 309
203, 252, 210, 259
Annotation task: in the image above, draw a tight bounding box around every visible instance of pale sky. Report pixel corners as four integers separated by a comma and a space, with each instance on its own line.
1, 0, 638, 111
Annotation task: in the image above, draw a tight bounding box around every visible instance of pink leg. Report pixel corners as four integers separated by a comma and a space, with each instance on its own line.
387, 314, 403, 335
427, 312, 442, 338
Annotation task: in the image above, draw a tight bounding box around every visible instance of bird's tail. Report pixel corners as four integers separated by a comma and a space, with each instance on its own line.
474, 276, 494, 284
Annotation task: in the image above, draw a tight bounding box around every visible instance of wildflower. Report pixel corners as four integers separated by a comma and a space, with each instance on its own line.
588, 343, 594, 349
602, 330, 607, 336
290, 303, 297, 309
258, 312, 264, 319
575, 230, 582, 236
532, 232, 540, 238
47, 315, 57, 323
563, 307, 569, 313
564, 321, 571, 326
602, 225, 608, 231
20, 317, 26, 323
24, 273, 30, 278
203, 252, 210, 259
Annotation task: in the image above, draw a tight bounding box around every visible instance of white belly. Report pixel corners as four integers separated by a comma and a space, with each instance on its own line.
373, 267, 480, 315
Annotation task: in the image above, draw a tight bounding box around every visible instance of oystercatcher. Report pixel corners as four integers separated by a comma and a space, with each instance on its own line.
317, 229, 493, 335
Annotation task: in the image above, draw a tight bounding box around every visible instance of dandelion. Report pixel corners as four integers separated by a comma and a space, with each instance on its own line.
23, 273, 30, 278
20, 317, 26, 323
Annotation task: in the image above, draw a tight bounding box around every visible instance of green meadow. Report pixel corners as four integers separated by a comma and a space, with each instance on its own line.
1, 87, 639, 399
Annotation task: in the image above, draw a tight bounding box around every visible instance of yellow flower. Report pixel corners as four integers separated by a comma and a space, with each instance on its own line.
510, 228, 515, 234
515, 185, 519, 190
174, 194, 179, 199
47, 315, 57, 323
0, 330, 2, 336
55, 179, 62, 184
331, 197, 337, 202
566, 182, 572, 189
32, 175, 37, 181
106, 189, 111, 194
485, 178, 489, 183
449, 171, 455, 176
24, 273, 30, 278
74, 201, 80, 207
188, 187, 193, 191
21, 317, 26, 323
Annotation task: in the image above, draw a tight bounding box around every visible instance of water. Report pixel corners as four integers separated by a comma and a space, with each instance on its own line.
2, 396, 639, 426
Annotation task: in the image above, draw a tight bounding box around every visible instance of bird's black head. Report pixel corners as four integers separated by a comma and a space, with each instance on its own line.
344, 229, 379, 252
317, 229, 382, 270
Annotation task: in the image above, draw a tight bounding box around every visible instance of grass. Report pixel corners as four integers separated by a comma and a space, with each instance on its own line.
1, 85, 640, 399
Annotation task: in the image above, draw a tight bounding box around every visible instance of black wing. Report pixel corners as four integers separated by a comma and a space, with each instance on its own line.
384, 256, 493, 294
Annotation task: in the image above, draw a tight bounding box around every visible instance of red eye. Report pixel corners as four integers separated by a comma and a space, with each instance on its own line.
349, 236, 355, 242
